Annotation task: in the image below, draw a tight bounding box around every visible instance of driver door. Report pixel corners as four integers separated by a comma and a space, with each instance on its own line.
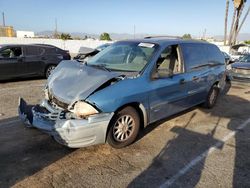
148, 45, 189, 123
0, 46, 26, 80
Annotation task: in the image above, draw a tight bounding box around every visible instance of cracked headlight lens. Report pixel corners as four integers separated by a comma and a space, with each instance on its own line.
44, 85, 49, 100
72, 101, 99, 117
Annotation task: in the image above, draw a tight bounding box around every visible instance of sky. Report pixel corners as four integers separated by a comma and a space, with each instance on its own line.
0, 0, 249, 37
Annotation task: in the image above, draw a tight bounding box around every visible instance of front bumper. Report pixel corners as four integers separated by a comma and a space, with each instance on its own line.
230, 72, 250, 82
18, 98, 114, 148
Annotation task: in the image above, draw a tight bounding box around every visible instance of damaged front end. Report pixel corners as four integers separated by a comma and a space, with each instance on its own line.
18, 61, 131, 148
18, 97, 114, 148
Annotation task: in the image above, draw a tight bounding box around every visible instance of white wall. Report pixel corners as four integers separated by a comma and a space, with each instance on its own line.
0, 37, 112, 54
16, 31, 35, 38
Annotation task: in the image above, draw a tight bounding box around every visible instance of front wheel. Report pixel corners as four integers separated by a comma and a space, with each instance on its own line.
45, 65, 56, 78
107, 106, 140, 148
203, 85, 219, 109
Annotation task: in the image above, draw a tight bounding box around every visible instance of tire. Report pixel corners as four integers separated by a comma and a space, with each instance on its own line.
45, 65, 56, 78
221, 80, 231, 95
107, 106, 140, 148
203, 85, 219, 109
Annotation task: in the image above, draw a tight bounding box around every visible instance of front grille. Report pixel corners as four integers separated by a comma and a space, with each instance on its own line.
50, 96, 69, 109
33, 105, 65, 121
233, 68, 250, 75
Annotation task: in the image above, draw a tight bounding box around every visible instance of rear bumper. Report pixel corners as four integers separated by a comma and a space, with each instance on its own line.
18, 98, 114, 148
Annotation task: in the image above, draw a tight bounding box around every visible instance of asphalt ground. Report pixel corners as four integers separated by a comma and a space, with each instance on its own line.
0, 78, 249, 188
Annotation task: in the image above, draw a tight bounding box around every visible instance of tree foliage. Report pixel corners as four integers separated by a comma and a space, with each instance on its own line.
182, 34, 192, 39
100, 32, 112, 41
60, 33, 72, 40
244, 40, 250, 45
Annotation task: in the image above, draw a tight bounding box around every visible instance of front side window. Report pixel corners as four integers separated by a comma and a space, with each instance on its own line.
87, 42, 156, 72
0, 47, 22, 58
154, 45, 183, 77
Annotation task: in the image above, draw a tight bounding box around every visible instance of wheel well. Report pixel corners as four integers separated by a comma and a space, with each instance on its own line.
105, 103, 145, 142
44, 64, 56, 75
211, 81, 220, 95
114, 103, 145, 130
45, 64, 56, 71
226, 75, 231, 82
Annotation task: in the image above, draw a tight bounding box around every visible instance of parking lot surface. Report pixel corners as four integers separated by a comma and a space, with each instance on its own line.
0, 79, 250, 188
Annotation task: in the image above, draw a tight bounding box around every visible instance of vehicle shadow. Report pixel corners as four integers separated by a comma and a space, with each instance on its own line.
0, 116, 75, 188
129, 94, 250, 187
136, 106, 197, 142
205, 94, 250, 188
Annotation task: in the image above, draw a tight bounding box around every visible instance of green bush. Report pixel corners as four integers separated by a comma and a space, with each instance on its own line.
100, 32, 112, 41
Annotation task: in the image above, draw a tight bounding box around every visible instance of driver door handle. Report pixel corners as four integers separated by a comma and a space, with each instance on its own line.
179, 78, 186, 84
192, 76, 199, 81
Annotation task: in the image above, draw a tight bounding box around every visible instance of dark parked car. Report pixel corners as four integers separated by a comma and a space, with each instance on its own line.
231, 54, 250, 81
73, 43, 111, 62
19, 38, 229, 148
0, 44, 71, 80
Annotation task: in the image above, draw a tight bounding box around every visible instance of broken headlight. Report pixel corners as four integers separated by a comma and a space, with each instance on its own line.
72, 101, 99, 118
44, 85, 49, 100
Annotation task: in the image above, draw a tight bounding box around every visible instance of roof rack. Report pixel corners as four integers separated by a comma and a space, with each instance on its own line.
144, 35, 182, 39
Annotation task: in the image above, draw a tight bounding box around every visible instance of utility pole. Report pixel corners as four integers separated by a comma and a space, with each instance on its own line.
2, 12, 5, 26
54, 18, 58, 39
202, 29, 207, 40
133, 25, 136, 39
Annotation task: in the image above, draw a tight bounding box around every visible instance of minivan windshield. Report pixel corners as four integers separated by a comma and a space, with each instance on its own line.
87, 42, 156, 72
239, 55, 250, 62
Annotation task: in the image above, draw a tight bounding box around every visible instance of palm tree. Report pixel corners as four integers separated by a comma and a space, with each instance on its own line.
228, 7, 237, 46
235, 4, 250, 43
228, 0, 248, 46
224, 0, 230, 45
231, 1, 246, 45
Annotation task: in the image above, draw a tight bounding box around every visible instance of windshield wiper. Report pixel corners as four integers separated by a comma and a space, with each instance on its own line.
87, 63, 111, 72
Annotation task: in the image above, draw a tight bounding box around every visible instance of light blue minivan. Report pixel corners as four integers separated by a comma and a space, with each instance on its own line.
19, 38, 229, 148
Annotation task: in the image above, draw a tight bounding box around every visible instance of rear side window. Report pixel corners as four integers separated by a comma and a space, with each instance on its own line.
45, 47, 57, 55
181, 43, 224, 72
206, 45, 224, 64
26, 46, 44, 56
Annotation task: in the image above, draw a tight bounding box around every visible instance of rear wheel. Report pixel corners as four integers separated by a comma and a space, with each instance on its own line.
45, 65, 56, 78
203, 85, 219, 108
221, 79, 231, 95
107, 106, 140, 148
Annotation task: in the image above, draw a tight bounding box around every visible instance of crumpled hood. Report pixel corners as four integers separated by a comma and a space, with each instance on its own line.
47, 60, 121, 104
232, 62, 250, 70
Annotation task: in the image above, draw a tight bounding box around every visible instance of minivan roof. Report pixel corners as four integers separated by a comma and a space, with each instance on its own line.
118, 38, 210, 46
